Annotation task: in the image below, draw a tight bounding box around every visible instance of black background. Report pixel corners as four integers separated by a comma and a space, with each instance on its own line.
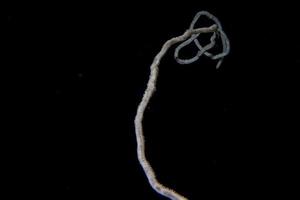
7, 1, 299, 199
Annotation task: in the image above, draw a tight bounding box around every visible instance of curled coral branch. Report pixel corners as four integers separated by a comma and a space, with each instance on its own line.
134, 11, 230, 200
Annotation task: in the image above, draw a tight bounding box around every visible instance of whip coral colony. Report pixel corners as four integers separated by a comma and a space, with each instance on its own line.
134, 11, 230, 200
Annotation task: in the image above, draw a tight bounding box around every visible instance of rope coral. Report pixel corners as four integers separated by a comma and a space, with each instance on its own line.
134, 11, 230, 200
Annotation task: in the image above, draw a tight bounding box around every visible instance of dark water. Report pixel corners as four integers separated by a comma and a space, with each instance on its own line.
7, 1, 299, 199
